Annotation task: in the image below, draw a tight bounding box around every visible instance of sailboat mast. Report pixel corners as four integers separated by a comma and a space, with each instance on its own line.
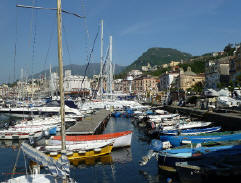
100, 19, 103, 99
57, 0, 66, 152
109, 36, 113, 97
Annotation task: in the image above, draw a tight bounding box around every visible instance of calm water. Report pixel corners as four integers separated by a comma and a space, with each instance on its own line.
0, 115, 177, 183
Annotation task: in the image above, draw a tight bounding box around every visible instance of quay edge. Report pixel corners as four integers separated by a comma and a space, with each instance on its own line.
164, 105, 241, 130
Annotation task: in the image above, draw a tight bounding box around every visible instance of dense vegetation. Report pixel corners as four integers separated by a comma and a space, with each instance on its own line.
123, 47, 192, 73
179, 59, 205, 73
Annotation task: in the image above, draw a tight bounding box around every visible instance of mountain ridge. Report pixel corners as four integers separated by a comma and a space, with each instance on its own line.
123, 47, 192, 73
32, 63, 126, 78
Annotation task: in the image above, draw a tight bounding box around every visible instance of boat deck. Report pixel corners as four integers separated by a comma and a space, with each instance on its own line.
66, 109, 110, 135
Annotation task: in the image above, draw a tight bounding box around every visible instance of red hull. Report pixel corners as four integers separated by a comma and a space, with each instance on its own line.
52, 131, 132, 141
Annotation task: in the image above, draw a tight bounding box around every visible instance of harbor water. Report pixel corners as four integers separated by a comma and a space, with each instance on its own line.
0, 115, 178, 183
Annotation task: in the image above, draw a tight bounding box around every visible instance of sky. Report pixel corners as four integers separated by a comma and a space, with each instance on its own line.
1, 0, 241, 83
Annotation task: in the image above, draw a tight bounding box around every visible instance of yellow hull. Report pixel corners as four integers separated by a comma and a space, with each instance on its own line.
48, 145, 113, 160
159, 165, 176, 172
70, 154, 113, 167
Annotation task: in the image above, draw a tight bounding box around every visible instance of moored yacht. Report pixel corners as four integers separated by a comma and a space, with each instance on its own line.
0, 100, 82, 118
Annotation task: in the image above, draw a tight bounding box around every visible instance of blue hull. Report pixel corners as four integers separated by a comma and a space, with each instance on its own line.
112, 112, 122, 118
162, 126, 221, 135
159, 131, 241, 147
158, 144, 241, 171
49, 127, 57, 135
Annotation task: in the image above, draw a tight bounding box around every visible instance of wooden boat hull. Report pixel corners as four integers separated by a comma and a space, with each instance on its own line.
48, 144, 113, 160
51, 131, 132, 148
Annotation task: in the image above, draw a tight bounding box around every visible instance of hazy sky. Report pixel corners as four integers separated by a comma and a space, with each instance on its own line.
1, 0, 241, 83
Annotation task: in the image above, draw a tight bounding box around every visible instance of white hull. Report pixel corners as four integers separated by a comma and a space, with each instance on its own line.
43, 140, 114, 152
162, 122, 212, 131
113, 132, 132, 148
7, 174, 61, 183
46, 131, 133, 149
0, 131, 43, 140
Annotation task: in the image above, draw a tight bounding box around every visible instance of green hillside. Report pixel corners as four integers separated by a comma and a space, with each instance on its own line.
123, 47, 192, 73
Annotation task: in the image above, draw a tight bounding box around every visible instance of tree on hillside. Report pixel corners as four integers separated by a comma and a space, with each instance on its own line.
123, 47, 192, 73
224, 43, 235, 56
179, 60, 205, 74
187, 81, 204, 94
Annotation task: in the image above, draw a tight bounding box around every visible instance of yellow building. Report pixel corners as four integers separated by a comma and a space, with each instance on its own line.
169, 61, 180, 67
176, 67, 205, 91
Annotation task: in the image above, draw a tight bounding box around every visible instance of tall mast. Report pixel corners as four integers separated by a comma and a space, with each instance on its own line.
109, 36, 113, 97
20, 68, 24, 100
100, 20, 103, 99
57, 0, 66, 153
49, 64, 54, 97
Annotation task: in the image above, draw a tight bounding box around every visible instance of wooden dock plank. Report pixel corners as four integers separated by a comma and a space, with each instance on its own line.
66, 109, 110, 135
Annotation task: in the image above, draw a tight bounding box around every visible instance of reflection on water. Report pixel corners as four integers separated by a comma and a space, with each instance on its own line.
70, 154, 113, 167
0, 115, 177, 183
70, 148, 132, 167
0, 140, 23, 149
139, 169, 181, 183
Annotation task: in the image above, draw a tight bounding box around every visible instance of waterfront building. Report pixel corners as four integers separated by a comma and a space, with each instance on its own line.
132, 75, 159, 95
121, 79, 130, 93
205, 57, 231, 89
176, 67, 205, 91
121, 75, 159, 95
230, 48, 241, 82
0, 84, 9, 98
114, 79, 123, 92
63, 70, 91, 93
159, 71, 179, 91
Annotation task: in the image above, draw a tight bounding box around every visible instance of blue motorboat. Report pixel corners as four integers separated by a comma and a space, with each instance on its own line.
161, 126, 221, 135
49, 126, 57, 135
176, 146, 241, 182
112, 111, 122, 118
159, 131, 241, 147
158, 143, 241, 172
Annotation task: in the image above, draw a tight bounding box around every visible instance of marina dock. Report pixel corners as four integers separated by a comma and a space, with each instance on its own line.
164, 105, 241, 130
66, 109, 111, 135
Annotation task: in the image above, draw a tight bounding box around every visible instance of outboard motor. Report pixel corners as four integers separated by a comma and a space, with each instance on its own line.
29, 137, 35, 145
4, 122, 9, 129
9, 120, 16, 126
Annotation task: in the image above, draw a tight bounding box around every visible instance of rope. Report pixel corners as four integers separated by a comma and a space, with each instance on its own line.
62, 24, 73, 68
16, 5, 85, 19
43, 18, 56, 78
22, 150, 28, 175
95, 47, 110, 91
11, 144, 21, 179
81, 26, 100, 88
80, 0, 90, 64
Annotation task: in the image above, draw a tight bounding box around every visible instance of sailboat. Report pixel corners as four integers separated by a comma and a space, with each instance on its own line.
31, 8, 113, 162
7, 0, 101, 182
